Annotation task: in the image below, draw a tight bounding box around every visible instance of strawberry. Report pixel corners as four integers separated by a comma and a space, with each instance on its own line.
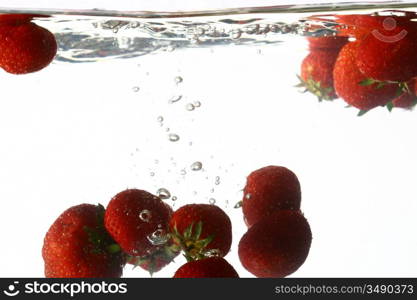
169, 204, 232, 260
297, 36, 348, 101
356, 27, 417, 82
173, 257, 239, 278
104, 189, 174, 259
238, 210, 312, 278
0, 14, 57, 74
242, 165, 301, 227
333, 41, 399, 111
42, 204, 125, 278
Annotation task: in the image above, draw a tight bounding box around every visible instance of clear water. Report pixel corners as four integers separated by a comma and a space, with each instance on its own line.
1, 3, 417, 277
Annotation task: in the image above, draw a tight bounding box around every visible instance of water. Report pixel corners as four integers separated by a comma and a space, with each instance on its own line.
1, 3, 417, 278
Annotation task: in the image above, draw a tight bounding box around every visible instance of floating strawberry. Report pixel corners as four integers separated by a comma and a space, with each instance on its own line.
173, 257, 239, 278
42, 204, 125, 278
297, 36, 348, 101
238, 210, 312, 278
242, 165, 301, 227
0, 13, 57, 74
104, 189, 174, 260
333, 41, 399, 112
356, 24, 417, 82
169, 204, 232, 260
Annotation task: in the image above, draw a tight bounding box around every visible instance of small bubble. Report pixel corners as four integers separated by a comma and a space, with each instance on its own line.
174, 76, 183, 84
150, 172, 155, 177
132, 86, 140, 92
210, 188, 215, 193
139, 209, 152, 222
180, 169, 187, 175
245, 193, 252, 200
169, 95, 182, 104
157, 116, 164, 123
231, 29, 242, 39
156, 188, 171, 200
172, 196, 177, 201
193, 191, 198, 196
209, 198, 216, 205
215, 176, 220, 185
190, 161, 203, 171
165, 127, 170, 132
168, 133, 180, 142
204, 249, 221, 257
193, 101, 201, 107
147, 229, 169, 245
186, 103, 195, 111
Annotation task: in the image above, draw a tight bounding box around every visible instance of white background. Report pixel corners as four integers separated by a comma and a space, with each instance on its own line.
0, 1, 416, 278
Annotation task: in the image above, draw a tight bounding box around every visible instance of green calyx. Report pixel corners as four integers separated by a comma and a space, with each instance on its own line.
296, 74, 335, 102
128, 244, 179, 276
171, 221, 215, 262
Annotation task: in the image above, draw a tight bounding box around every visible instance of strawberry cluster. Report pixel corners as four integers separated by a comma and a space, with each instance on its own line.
299, 11, 417, 114
238, 166, 312, 278
42, 165, 312, 278
42, 189, 237, 278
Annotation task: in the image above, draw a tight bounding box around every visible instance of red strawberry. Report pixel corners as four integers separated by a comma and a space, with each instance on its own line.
104, 189, 174, 259
0, 14, 57, 74
356, 27, 417, 82
242, 165, 301, 227
238, 210, 312, 278
42, 204, 125, 278
173, 257, 239, 278
169, 204, 232, 260
333, 41, 399, 111
297, 36, 348, 101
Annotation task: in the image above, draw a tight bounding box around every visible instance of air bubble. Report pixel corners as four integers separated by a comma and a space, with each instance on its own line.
157, 116, 164, 123
150, 172, 155, 177
245, 193, 252, 200
186, 103, 195, 111
180, 169, 187, 175
204, 249, 221, 257
193, 101, 201, 107
139, 209, 152, 222
168, 133, 180, 142
215, 176, 221, 185
234, 201, 243, 209
132, 86, 140, 92
174, 76, 183, 84
157, 188, 171, 200
191, 161, 203, 171
147, 229, 169, 246
172, 196, 177, 201
209, 198, 216, 205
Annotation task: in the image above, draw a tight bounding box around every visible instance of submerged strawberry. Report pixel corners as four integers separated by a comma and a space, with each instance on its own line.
173, 257, 239, 278
297, 36, 348, 101
238, 210, 312, 278
333, 41, 399, 112
104, 189, 174, 257
169, 204, 232, 260
42, 204, 125, 278
242, 165, 301, 227
0, 14, 57, 74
